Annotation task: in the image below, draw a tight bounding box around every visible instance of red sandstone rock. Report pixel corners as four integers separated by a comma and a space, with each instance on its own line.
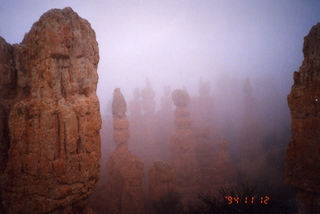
170, 89, 201, 208
1, 7, 101, 214
286, 22, 320, 213
105, 88, 145, 214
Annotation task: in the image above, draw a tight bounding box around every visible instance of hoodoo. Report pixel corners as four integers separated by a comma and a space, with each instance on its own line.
170, 89, 201, 207
105, 88, 145, 214
0, 7, 101, 213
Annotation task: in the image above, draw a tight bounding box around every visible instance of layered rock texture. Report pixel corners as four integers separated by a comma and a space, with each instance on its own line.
170, 89, 201, 207
105, 88, 145, 214
286, 22, 320, 213
0, 7, 101, 213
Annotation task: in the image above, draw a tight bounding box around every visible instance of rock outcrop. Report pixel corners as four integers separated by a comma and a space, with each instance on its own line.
286, 22, 320, 213
170, 89, 201, 207
1, 7, 101, 213
105, 88, 145, 214
0, 36, 16, 214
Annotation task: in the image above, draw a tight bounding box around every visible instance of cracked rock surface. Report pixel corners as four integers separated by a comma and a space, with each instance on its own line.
0, 7, 101, 213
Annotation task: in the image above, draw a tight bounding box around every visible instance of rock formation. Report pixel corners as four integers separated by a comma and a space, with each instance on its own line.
0, 7, 101, 213
170, 89, 201, 208
105, 88, 145, 214
155, 85, 174, 162
140, 77, 157, 164
148, 161, 177, 208
238, 77, 267, 183
0, 36, 15, 214
208, 139, 238, 195
129, 88, 142, 117
286, 22, 320, 213
128, 88, 143, 155
141, 77, 156, 116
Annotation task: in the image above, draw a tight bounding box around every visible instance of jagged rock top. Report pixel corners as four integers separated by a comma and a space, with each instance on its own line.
303, 22, 320, 60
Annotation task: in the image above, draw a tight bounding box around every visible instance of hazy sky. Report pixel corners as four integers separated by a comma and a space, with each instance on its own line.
1, 0, 320, 114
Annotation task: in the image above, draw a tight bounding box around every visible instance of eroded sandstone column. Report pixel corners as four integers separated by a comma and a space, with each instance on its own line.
1, 7, 101, 213
105, 88, 145, 214
170, 89, 201, 208
286, 22, 320, 213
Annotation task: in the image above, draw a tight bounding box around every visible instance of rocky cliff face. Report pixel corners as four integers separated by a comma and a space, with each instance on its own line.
105, 88, 145, 214
170, 89, 201, 207
1, 7, 101, 213
0, 36, 16, 214
286, 22, 320, 213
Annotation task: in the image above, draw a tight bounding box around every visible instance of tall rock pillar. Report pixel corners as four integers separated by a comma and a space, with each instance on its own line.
1, 7, 101, 213
286, 23, 320, 213
105, 88, 145, 214
170, 89, 201, 208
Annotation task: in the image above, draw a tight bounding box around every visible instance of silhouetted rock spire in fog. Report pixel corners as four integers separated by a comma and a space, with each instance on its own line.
155, 85, 174, 162
141, 77, 156, 115
238, 77, 267, 183
129, 88, 142, 117
1, 7, 101, 213
105, 88, 145, 214
286, 22, 320, 213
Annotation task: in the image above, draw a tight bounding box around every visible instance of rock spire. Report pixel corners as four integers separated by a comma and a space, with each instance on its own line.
170, 89, 201, 207
105, 88, 145, 214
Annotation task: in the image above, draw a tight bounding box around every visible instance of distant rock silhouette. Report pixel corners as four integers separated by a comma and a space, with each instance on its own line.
0, 7, 101, 213
286, 22, 320, 213
105, 88, 145, 214
155, 85, 174, 162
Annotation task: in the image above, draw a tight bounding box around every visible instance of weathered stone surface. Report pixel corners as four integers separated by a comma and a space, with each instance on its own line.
286, 22, 320, 213
1, 7, 101, 214
0, 36, 16, 214
170, 89, 201, 208
148, 161, 176, 205
105, 88, 145, 214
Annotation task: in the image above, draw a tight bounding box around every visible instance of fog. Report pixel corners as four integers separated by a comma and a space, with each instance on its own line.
1, 0, 320, 212
2, 1, 320, 112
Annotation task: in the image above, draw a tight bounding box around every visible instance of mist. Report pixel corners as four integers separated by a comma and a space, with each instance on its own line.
1, 0, 320, 213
